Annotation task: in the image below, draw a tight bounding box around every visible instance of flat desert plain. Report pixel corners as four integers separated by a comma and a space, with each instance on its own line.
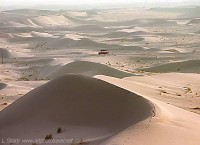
0, 6, 200, 145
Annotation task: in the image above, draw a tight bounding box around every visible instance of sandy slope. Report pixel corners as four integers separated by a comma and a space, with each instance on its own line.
0, 74, 153, 145
123, 73, 200, 114
96, 75, 200, 145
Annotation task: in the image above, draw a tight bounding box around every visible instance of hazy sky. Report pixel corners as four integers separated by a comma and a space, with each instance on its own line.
0, 0, 189, 6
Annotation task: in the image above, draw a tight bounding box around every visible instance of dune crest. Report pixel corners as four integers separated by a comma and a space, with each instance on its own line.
45, 61, 133, 79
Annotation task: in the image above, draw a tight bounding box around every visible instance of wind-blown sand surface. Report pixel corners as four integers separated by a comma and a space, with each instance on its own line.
0, 7, 200, 145
96, 75, 200, 145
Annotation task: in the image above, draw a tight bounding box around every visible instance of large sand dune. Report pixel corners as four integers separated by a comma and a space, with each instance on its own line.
0, 74, 153, 144
31, 15, 71, 27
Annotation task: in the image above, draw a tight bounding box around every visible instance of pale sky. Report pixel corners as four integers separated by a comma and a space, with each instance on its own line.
0, 0, 189, 6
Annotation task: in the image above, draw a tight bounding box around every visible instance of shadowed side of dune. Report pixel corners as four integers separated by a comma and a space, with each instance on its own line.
45, 61, 133, 79
0, 74, 153, 144
0, 83, 7, 90
141, 59, 200, 73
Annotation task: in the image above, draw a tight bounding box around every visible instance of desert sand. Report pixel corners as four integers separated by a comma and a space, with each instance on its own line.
0, 6, 200, 145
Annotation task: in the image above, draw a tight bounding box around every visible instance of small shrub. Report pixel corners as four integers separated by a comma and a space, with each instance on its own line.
57, 127, 62, 133
161, 90, 167, 94
192, 107, 200, 110
45, 134, 52, 140
185, 87, 192, 93
2, 103, 7, 105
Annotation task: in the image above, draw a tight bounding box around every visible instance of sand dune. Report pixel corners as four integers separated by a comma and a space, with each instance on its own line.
142, 59, 200, 73
45, 61, 133, 79
31, 15, 71, 27
0, 74, 153, 144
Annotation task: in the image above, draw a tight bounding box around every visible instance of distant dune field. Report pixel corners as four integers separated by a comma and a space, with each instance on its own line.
0, 7, 200, 145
